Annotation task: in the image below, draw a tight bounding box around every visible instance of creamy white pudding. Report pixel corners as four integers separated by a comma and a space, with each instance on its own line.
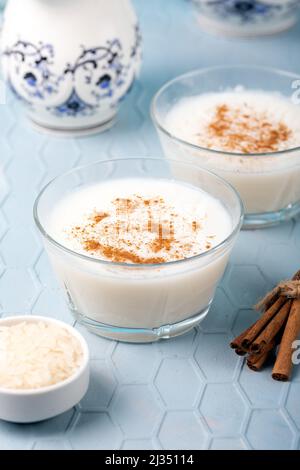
165, 91, 300, 154
50, 179, 232, 264
35, 159, 242, 342
158, 89, 300, 217
40, 175, 237, 341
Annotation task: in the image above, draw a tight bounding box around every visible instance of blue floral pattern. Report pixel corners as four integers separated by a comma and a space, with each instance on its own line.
3, 40, 63, 100
52, 90, 94, 117
192, 0, 299, 24
2, 25, 141, 118
131, 24, 142, 59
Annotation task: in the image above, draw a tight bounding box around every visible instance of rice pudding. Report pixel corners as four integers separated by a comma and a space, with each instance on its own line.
35, 159, 242, 342
50, 179, 232, 264
161, 89, 300, 216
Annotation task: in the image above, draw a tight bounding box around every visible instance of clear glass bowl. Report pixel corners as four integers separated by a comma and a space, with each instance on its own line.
151, 65, 300, 229
34, 158, 243, 343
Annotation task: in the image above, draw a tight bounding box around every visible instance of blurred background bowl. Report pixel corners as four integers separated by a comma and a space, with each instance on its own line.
190, 0, 300, 37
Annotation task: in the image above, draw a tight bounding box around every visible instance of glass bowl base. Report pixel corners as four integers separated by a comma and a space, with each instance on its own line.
243, 200, 300, 230
72, 307, 210, 343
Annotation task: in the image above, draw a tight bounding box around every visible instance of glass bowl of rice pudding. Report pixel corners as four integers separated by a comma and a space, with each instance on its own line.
151, 66, 300, 228
34, 158, 243, 343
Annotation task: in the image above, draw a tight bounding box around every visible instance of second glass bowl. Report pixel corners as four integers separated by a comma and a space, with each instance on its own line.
151, 66, 300, 229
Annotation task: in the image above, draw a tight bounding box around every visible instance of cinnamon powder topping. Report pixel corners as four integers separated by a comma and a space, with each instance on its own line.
192, 221, 198, 232
84, 239, 101, 251
67, 195, 215, 264
201, 103, 292, 153
93, 212, 109, 224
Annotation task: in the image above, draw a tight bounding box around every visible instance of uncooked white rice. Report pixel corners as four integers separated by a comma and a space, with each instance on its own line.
0, 321, 83, 390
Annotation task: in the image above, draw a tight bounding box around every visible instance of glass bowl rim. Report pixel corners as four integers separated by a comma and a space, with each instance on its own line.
33, 157, 244, 269
151, 64, 300, 158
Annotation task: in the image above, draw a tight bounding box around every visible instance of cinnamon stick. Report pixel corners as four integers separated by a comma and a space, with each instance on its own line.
240, 297, 286, 350
247, 339, 276, 372
250, 300, 292, 355
254, 270, 300, 311
230, 325, 253, 351
255, 290, 280, 313
235, 348, 247, 357
247, 352, 270, 372
272, 298, 300, 381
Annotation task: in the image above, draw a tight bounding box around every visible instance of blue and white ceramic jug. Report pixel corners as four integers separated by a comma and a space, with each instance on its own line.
1, 0, 142, 135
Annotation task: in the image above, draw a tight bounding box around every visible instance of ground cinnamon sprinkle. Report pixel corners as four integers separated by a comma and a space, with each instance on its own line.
151, 234, 174, 253
204, 103, 292, 153
114, 198, 138, 213
93, 212, 109, 224
84, 239, 101, 251
86, 242, 165, 264
69, 195, 215, 264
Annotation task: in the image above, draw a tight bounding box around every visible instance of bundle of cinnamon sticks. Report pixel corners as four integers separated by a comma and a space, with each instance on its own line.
230, 270, 300, 381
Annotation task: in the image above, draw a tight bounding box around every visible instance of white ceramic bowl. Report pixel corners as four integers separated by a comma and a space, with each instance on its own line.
0, 315, 90, 423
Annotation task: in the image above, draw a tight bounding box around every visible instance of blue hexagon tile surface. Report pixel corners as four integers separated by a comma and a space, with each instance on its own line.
1, 0, 300, 450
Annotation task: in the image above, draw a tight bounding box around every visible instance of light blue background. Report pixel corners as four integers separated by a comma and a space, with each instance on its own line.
0, 0, 300, 450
